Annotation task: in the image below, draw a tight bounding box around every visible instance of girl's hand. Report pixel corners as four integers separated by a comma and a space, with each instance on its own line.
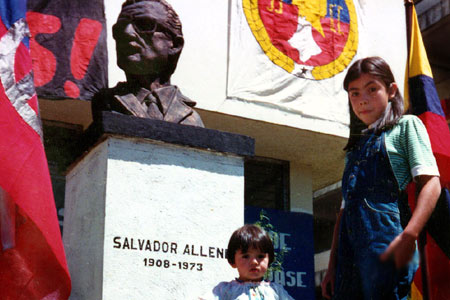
321, 267, 335, 299
381, 176, 440, 269
380, 231, 416, 268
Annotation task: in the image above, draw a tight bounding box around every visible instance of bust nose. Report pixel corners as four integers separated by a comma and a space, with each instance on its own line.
113, 21, 138, 41
123, 23, 138, 37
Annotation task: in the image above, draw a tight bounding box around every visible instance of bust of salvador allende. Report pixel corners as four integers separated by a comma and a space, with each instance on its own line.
91, 0, 204, 127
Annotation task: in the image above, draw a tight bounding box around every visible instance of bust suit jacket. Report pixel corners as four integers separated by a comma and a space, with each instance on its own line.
91, 82, 204, 127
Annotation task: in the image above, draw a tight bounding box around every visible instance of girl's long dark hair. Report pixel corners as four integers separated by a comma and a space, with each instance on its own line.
343, 56, 404, 151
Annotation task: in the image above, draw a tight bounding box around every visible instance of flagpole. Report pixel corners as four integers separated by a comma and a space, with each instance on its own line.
404, 1, 431, 299
418, 231, 430, 300
404, 0, 413, 114
405, 0, 412, 53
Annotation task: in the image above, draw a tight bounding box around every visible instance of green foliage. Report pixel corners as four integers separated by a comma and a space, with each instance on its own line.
254, 209, 289, 276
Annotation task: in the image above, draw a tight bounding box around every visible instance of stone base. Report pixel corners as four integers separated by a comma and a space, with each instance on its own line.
63, 113, 254, 299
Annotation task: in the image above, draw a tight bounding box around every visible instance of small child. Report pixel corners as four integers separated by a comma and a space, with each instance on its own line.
200, 224, 294, 300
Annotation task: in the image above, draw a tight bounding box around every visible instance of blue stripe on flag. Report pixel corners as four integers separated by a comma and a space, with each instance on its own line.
0, 0, 26, 29
408, 75, 445, 117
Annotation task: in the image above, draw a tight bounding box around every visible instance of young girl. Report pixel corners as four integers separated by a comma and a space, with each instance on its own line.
321, 56, 441, 300
200, 224, 294, 300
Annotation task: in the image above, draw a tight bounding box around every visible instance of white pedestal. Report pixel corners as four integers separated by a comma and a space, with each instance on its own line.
63, 118, 251, 299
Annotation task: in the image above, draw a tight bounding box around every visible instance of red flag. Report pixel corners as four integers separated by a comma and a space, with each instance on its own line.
405, 3, 450, 300
0, 0, 71, 299
441, 99, 450, 121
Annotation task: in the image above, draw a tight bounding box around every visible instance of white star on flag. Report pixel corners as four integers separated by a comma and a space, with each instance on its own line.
0, 17, 41, 137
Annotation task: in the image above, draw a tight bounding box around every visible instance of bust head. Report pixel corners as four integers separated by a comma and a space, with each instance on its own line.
112, 0, 184, 83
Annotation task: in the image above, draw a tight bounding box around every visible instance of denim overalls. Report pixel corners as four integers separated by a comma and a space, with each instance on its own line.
334, 130, 417, 300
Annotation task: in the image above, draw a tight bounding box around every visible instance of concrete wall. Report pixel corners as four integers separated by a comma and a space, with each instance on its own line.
64, 136, 245, 299
290, 162, 313, 214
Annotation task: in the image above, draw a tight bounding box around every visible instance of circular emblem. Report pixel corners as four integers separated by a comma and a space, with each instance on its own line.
243, 0, 358, 80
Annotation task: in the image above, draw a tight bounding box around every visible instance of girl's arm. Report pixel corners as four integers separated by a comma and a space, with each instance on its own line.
321, 209, 343, 299
380, 175, 441, 268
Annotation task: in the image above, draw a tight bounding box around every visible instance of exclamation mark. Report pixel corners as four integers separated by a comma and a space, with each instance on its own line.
27, 12, 61, 87
64, 18, 102, 99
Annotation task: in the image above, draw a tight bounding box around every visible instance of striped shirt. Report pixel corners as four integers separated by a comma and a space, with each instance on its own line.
385, 115, 439, 190
341, 115, 439, 208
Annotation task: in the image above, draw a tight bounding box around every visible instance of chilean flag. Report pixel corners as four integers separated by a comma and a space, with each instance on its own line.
405, 3, 450, 300
0, 0, 71, 299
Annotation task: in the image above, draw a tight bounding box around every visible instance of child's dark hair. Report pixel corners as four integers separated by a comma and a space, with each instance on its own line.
343, 56, 404, 151
226, 224, 275, 265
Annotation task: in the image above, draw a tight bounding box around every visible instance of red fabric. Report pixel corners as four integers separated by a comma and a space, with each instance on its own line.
414, 112, 450, 300
258, 0, 350, 66
441, 99, 450, 121
0, 84, 71, 299
426, 235, 450, 300
418, 112, 450, 184
70, 18, 102, 80
408, 184, 450, 300
26, 12, 60, 87
63, 80, 80, 99
0, 15, 71, 300
406, 4, 450, 299
412, 237, 450, 300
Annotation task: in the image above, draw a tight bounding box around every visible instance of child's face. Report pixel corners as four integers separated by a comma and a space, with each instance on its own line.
348, 73, 397, 126
232, 247, 269, 282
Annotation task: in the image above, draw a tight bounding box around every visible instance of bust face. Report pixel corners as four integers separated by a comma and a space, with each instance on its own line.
113, 1, 174, 76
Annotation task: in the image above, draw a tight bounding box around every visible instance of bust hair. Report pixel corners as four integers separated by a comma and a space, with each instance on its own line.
343, 56, 404, 151
226, 224, 275, 265
122, 0, 182, 39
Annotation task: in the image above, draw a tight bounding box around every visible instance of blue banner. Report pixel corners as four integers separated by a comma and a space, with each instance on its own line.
0, 0, 26, 29
245, 206, 315, 300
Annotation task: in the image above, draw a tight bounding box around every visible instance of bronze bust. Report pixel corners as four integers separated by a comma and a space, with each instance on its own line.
92, 0, 204, 127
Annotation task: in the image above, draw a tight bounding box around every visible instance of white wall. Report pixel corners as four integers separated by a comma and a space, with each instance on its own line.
105, 0, 407, 138
290, 162, 313, 214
